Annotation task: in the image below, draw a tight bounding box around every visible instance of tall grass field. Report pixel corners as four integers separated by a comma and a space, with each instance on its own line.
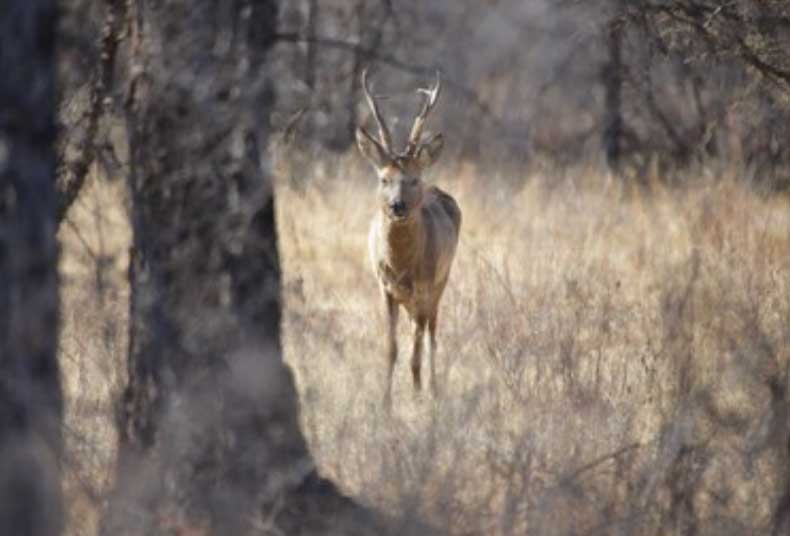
59, 154, 790, 534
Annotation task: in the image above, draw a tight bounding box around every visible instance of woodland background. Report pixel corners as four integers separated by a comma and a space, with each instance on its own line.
2, 0, 790, 534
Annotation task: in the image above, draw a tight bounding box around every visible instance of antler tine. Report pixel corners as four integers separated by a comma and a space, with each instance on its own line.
406, 70, 442, 156
361, 69, 393, 153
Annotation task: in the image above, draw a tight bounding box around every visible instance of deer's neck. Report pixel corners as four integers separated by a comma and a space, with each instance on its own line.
382, 212, 424, 275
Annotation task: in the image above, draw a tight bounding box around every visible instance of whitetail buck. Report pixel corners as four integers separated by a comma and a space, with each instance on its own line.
356, 69, 461, 407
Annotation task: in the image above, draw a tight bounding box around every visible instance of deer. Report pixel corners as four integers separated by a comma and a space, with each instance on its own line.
355, 69, 461, 408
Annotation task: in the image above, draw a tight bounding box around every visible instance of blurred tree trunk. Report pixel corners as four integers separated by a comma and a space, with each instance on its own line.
603, 4, 625, 171
55, 0, 124, 227
0, 1, 63, 535
103, 1, 376, 534
346, 0, 365, 146
305, 0, 318, 91
340, 0, 388, 151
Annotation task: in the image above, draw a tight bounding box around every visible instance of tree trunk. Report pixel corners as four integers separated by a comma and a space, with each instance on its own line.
603, 7, 625, 171
103, 1, 377, 534
305, 0, 318, 91
346, 0, 366, 147
0, 1, 63, 535
55, 0, 124, 227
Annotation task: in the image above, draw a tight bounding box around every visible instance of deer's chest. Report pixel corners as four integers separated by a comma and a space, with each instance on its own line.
378, 260, 413, 299
377, 261, 431, 312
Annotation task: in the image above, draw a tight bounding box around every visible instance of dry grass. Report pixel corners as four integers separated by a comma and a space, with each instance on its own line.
57, 151, 790, 534
278, 153, 790, 534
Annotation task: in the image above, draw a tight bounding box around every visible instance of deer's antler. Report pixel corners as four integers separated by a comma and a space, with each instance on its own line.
361, 69, 393, 153
406, 71, 442, 156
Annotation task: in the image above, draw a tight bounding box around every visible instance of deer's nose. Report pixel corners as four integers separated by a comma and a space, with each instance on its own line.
390, 201, 407, 217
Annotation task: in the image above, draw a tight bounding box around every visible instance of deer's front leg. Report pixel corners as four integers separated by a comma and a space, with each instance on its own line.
384, 292, 399, 409
411, 314, 427, 392
428, 309, 438, 396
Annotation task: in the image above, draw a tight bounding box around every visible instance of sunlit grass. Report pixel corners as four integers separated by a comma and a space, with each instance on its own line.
278, 151, 790, 534
57, 149, 790, 534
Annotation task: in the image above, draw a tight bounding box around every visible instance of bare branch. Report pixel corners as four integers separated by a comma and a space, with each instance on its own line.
273, 32, 509, 132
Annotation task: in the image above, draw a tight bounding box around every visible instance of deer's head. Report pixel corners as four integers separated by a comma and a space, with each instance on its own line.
356, 69, 444, 223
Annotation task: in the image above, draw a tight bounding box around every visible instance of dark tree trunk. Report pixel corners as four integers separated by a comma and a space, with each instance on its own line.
344, 0, 387, 150
55, 0, 124, 227
346, 0, 366, 146
103, 1, 378, 534
603, 8, 625, 171
0, 1, 63, 535
305, 0, 318, 91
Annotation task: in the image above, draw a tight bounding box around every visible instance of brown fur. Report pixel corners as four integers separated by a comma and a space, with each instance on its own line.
356, 71, 460, 406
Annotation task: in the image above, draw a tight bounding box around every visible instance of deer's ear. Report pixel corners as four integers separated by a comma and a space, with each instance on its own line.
416, 132, 444, 169
356, 127, 389, 168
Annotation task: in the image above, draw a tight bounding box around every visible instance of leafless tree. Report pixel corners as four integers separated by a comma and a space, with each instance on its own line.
101, 1, 383, 534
